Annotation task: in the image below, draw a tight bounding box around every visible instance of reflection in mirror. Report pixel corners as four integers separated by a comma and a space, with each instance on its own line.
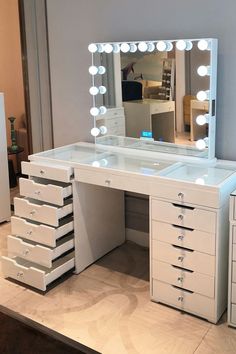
88, 39, 217, 159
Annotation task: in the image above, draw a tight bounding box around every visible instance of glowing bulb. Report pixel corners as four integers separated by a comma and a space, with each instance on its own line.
88, 43, 97, 53
89, 86, 99, 95
196, 139, 206, 150
90, 107, 100, 116
113, 44, 120, 53
104, 43, 113, 53
147, 42, 155, 52
88, 66, 98, 75
195, 178, 205, 185
99, 86, 107, 94
91, 127, 100, 137
196, 90, 209, 101
197, 65, 210, 77
97, 66, 106, 75
130, 43, 137, 53
156, 41, 167, 51
100, 126, 107, 135
92, 161, 100, 167
138, 42, 148, 52
198, 39, 210, 51
176, 40, 192, 51
99, 106, 107, 115
97, 44, 104, 53
196, 114, 207, 126
120, 43, 130, 53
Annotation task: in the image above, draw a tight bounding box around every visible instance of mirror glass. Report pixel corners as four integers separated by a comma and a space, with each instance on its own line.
88, 39, 217, 159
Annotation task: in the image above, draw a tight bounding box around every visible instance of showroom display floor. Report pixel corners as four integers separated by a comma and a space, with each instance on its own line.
0, 221, 236, 354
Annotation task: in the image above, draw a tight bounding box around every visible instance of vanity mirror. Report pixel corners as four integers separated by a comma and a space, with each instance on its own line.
88, 38, 217, 159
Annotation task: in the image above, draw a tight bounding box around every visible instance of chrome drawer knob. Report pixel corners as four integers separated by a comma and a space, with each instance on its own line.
23, 249, 30, 256
40, 169, 45, 175
178, 296, 184, 302
17, 271, 24, 278
178, 256, 184, 262
178, 235, 184, 241
34, 190, 41, 195
30, 210, 36, 216
26, 230, 33, 236
178, 214, 184, 221
105, 179, 111, 186
178, 192, 184, 199
177, 277, 183, 283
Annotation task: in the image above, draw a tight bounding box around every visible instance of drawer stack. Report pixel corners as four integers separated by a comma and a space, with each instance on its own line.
96, 107, 125, 136
228, 191, 236, 327
1, 161, 75, 291
150, 194, 222, 323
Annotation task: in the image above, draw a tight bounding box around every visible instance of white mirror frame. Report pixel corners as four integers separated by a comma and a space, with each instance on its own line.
88, 38, 218, 160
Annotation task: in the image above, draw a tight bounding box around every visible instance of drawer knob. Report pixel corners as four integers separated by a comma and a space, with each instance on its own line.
178, 296, 184, 302
105, 179, 111, 186
34, 190, 41, 195
178, 214, 184, 221
30, 210, 36, 216
23, 249, 30, 256
177, 277, 183, 283
178, 192, 184, 199
178, 235, 184, 241
178, 256, 184, 262
40, 169, 45, 175
26, 230, 33, 236
17, 271, 24, 278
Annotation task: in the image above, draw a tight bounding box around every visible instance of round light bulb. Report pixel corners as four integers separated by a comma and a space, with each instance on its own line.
166, 41, 173, 51
198, 39, 210, 51
138, 41, 148, 52
97, 44, 104, 53
113, 44, 120, 53
100, 126, 108, 135
88, 66, 98, 75
88, 43, 97, 53
196, 114, 207, 126
196, 139, 206, 150
90, 107, 100, 116
195, 178, 205, 185
92, 161, 100, 167
156, 41, 167, 51
100, 159, 108, 167
99, 106, 107, 115
91, 127, 100, 137
98, 66, 106, 75
99, 86, 107, 94
130, 43, 137, 53
196, 90, 209, 101
176, 40, 187, 51
197, 65, 210, 77
120, 43, 130, 53
89, 86, 99, 95
185, 41, 193, 51
147, 42, 155, 52
104, 43, 113, 53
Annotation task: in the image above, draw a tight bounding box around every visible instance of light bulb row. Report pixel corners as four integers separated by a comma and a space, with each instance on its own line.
195, 137, 209, 150
88, 39, 211, 54
89, 86, 107, 95
91, 125, 107, 137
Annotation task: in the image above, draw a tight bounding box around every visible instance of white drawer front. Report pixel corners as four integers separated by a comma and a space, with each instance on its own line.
11, 216, 74, 247
152, 199, 216, 234
233, 226, 236, 244
152, 280, 215, 321
19, 178, 72, 206
8, 234, 74, 268
1, 252, 75, 291
232, 283, 236, 304
150, 183, 219, 208
152, 240, 215, 276
22, 161, 73, 183
231, 304, 236, 325
152, 221, 215, 255
152, 260, 215, 298
232, 262, 236, 283
14, 198, 73, 227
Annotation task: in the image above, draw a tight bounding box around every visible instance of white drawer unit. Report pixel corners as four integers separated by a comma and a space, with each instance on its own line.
19, 178, 72, 206
1, 161, 76, 291
1, 252, 75, 291
228, 191, 236, 327
11, 216, 74, 247
14, 197, 73, 227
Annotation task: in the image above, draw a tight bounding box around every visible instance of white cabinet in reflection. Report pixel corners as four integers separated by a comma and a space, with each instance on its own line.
96, 107, 125, 136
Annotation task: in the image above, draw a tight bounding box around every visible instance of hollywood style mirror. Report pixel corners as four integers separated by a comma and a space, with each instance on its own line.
88, 38, 217, 159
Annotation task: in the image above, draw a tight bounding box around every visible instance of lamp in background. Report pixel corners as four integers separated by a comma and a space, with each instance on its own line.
8, 116, 18, 151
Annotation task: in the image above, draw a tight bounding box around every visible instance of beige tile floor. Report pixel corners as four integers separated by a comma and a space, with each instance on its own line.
0, 221, 236, 354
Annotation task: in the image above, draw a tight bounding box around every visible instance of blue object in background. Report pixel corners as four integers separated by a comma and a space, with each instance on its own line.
141, 131, 152, 138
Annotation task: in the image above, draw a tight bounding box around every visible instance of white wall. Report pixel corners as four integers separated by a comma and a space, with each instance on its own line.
46, 0, 236, 160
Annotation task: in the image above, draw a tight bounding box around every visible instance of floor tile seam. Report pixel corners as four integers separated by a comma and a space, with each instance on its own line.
193, 324, 212, 353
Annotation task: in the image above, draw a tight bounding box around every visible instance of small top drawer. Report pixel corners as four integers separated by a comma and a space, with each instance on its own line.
22, 161, 73, 183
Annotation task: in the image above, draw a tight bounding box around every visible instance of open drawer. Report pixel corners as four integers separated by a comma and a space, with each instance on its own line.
19, 178, 72, 206
11, 216, 74, 247
1, 252, 75, 291
14, 198, 73, 227
21, 161, 73, 183
7, 234, 74, 268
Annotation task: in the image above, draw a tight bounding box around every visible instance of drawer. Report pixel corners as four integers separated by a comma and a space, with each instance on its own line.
150, 101, 174, 115
233, 244, 236, 261
232, 283, 236, 304
152, 279, 215, 322
19, 178, 72, 206
152, 221, 215, 255
150, 183, 219, 208
11, 216, 74, 247
232, 262, 236, 283
151, 199, 216, 234
75, 168, 149, 194
152, 240, 215, 276
152, 260, 215, 298
231, 304, 236, 324
1, 252, 75, 291
22, 161, 73, 183
14, 197, 73, 227
7, 234, 74, 268
233, 226, 236, 244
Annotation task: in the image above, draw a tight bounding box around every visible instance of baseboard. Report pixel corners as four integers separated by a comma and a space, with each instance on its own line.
125, 228, 149, 248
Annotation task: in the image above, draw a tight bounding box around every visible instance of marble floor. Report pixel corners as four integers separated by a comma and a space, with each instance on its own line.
1, 221, 236, 354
